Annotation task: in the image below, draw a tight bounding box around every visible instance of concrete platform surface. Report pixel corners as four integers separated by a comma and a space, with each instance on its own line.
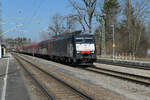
0, 53, 30, 100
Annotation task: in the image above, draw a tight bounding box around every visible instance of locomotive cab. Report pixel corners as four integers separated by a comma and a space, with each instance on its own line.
74, 35, 96, 65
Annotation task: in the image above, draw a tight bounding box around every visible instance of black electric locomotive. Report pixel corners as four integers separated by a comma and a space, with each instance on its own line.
49, 31, 96, 65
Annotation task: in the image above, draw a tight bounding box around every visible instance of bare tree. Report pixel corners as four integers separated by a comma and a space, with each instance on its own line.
48, 13, 78, 36
116, 0, 150, 56
134, 0, 150, 24
133, 0, 150, 54
69, 0, 97, 34
48, 14, 64, 36
63, 14, 78, 32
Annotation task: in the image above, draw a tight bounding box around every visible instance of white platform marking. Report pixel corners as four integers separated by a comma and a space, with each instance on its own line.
1, 58, 10, 100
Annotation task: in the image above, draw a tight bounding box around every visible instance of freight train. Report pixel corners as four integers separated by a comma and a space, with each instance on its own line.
20, 31, 96, 65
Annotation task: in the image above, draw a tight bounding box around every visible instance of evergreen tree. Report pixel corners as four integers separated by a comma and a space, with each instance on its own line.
102, 0, 120, 40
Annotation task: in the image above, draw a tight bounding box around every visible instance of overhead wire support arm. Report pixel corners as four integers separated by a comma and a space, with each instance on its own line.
96, 14, 106, 57
0, 23, 23, 36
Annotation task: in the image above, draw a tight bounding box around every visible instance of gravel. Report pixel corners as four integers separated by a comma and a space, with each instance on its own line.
13, 54, 47, 100
20, 54, 150, 100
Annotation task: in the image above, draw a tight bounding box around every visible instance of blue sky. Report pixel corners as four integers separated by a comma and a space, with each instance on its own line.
1, 0, 71, 42
0, 0, 144, 42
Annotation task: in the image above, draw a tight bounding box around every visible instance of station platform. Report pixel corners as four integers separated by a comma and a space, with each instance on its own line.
0, 53, 30, 100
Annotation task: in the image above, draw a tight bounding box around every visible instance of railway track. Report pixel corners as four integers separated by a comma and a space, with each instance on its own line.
14, 54, 95, 100
15, 53, 150, 86
82, 66, 150, 86
14, 56, 55, 100
97, 59, 150, 70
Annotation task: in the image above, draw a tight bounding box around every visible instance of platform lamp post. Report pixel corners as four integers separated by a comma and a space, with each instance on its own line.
96, 14, 106, 57
111, 24, 115, 59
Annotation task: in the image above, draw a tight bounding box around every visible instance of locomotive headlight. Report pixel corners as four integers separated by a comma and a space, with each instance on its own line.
77, 51, 80, 53
91, 51, 94, 53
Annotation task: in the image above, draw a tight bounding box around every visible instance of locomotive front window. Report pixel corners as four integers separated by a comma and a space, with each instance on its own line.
85, 38, 94, 43
75, 37, 94, 43
76, 38, 83, 43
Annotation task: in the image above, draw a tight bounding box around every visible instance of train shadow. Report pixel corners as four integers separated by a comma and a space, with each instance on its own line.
69, 63, 93, 68
1, 56, 10, 58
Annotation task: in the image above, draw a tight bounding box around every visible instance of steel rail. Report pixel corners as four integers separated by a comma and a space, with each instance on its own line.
16, 54, 95, 100
14, 56, 55, 100
96, 59, 150, 70
14, 53, 150, 86
81, 66, 150, 86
